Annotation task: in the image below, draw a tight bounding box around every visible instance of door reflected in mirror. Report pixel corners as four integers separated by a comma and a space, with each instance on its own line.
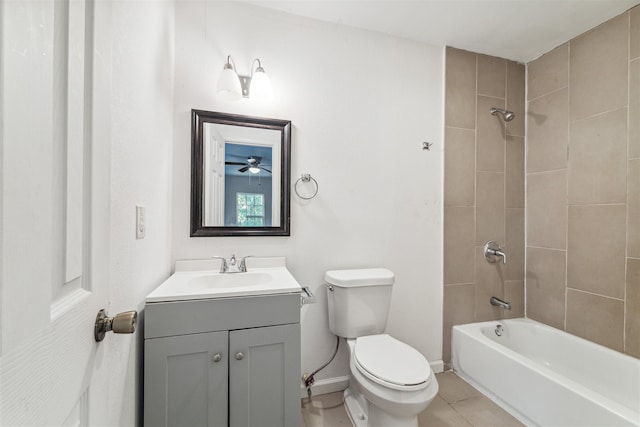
191, 110, 291, 236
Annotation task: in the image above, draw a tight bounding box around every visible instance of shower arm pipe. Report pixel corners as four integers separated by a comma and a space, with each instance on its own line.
490, 107, 515, 121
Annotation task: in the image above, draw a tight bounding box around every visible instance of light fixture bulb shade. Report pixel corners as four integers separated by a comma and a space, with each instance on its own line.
217, 66, 242, 101
249, 69, 273, 101
249, 166, 260, 174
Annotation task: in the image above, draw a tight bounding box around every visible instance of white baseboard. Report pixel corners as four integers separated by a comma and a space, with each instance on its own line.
430, 359, 444, 374
299, 375, 350, 398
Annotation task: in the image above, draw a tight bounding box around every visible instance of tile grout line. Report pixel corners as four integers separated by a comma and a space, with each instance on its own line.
564, 40, 571, 331
503, 58, 508, 303
527, 85, 569, 103
524, 57, 530, 319
473, 51, 479, 323
623, 9, 631, 353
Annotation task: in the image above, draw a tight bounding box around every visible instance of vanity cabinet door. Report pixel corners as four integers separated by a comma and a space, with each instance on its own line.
144, 331, 229, 427
229, 323, 301, 427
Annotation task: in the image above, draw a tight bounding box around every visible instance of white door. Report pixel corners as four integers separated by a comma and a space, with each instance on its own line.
204, 126, 225, 226
1, 1, 112, 425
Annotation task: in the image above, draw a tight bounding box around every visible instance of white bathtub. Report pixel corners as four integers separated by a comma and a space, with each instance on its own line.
452, 318, 640, 427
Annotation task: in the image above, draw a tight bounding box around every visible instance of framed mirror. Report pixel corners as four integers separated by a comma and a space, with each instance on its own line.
191, 110, 291, 236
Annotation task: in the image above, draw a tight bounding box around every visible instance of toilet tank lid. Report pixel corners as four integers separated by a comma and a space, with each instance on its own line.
325, 268, 394, 287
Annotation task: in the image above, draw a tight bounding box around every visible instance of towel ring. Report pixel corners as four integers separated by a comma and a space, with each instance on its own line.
294, 174, 319, 200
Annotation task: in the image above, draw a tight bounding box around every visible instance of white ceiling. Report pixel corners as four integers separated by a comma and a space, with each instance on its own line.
245, 0, 640, 62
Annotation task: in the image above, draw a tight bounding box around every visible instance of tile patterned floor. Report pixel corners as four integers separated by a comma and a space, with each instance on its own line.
301, 371, 525, 427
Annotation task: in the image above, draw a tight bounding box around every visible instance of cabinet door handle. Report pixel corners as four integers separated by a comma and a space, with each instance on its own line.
212, 353, 222, 363
235, 352, 244, 360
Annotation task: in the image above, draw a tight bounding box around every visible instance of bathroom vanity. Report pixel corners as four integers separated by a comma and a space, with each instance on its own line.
143, 258, 302, 427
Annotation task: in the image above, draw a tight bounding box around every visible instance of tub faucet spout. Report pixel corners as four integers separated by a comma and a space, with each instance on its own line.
490, 296, 511, 310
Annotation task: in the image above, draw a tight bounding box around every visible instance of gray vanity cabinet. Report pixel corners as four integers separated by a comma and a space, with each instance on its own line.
145, 331, 230, 427
229, 324, 301, 427
144, 293, 301, 427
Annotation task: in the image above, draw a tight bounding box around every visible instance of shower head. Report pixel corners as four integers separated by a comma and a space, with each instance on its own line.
490, 107, 515, 122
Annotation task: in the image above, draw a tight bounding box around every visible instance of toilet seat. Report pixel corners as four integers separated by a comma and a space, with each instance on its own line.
354, 334, 432, 391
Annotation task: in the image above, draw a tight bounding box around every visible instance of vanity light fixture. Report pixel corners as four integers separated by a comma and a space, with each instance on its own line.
216, 55, 273, 101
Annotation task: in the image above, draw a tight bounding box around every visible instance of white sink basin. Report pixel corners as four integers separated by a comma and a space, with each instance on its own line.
146, 257, 302, 303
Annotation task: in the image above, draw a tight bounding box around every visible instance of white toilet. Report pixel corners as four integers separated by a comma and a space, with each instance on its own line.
325, 268, 439, 427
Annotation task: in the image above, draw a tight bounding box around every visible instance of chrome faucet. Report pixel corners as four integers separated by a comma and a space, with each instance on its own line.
213, 254, 253, 273
490, 296, 511, 310
212, 256, 228, 273
239, 255, 253, 272
484, 241, 507, 264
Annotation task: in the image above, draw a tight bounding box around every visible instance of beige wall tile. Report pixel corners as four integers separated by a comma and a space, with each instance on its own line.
568, 108, 628, 205
475, 246, 504, 321
566, 289, 624, 352
629, 159, 640, 257
570, 14, 628, 120
625, 258, 640, 358
527, 88, 569, 173
527, 43, 568, 100
444, 284, 475, 325
444, 127, 475, 207
631, 6, 640, 60
505, 208, 524, 281
630, 59, 640, 159
476, 172, 505, 246
443, 283, 475, 364
442, 324, 453, 367
526, 247, 567, 329
506, 61, 525, 137
504, 280, 524, 318
478, 54, 506, 98
567, 205, 626, 299
526, 170, 567, 250
444, 207, 475, 285
477, 96, 506, 172
446, 48, 477, 129
506, 136, 524, 208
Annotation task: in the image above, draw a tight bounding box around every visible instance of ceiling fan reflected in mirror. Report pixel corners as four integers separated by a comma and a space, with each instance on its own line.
225, 156, 272, 174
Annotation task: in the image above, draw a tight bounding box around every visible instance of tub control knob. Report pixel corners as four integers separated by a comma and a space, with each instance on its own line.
235, 352, 244, 360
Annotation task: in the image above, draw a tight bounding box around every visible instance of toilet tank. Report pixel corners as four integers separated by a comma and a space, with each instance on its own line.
325, 268, 394, 339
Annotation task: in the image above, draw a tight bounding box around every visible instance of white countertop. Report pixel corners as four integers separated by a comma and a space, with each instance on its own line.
146, 257, 302, 303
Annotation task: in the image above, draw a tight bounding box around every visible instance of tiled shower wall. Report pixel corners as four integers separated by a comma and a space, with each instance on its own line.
526, 6, 640, 357
443, 48, 525, 364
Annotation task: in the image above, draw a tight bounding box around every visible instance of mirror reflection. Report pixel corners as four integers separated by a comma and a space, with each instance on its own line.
203, 124, 281, 227
191, 110, 291, 237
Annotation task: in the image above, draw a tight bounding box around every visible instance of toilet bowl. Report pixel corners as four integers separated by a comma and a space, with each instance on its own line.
343, 336, 438, 427
324, 268, 439, 426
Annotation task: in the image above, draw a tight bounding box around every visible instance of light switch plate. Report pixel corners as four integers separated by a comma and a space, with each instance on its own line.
136, 205, 145, 239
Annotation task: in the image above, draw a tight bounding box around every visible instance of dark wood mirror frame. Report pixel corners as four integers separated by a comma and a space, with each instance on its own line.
190, 110, 291, 237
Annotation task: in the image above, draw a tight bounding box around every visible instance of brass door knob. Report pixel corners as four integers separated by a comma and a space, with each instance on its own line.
94, 309, 137, 342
